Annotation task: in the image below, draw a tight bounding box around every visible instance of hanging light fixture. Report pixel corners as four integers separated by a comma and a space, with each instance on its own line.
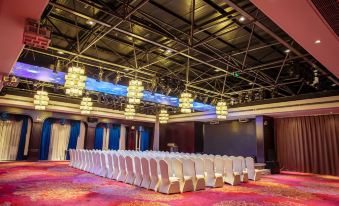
33, 90, 49, 110
179, 92, 193, 113
216, 101, 228, 119
179, 1, 195, 114
127, 79, 144, 104
124, 104, 135, 119
159, 109, 169, 124
80, 96, 93, 115
64, 66, 87, 97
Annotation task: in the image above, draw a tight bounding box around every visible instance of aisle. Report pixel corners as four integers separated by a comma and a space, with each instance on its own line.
0, 161, 338, 206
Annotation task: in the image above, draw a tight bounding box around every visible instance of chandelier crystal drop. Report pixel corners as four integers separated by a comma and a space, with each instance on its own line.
80, 97, 93, 115
127, 79, 144, 104
216, 101, 228, 119
33, 90, 49, 110
159, 109, 169, 124
64, 66, 87, 97
179, 92, 193, 113
124, 104, 136, 120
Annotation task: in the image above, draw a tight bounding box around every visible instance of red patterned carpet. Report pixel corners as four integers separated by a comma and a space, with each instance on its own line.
0, 161, 338, 206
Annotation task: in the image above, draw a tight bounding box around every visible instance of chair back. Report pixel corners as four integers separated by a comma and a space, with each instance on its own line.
159, 159, 170, 181
194, 158, 205, 176
141, 157, 150, 177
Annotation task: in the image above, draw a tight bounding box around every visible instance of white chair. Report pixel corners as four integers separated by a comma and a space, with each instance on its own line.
99, 153, 108, 177
125, 156, 135, 184
149, 158, 159, 191
89, 151, 96, 173
79, 150, 86, 170
224, 158, 240, 186
193, 157, 206, 191
214, 156, 224, 177
140, 157, 151, 189
106, 152, 114, 179
172, 158, 193, 192
117, 155, 127, 182
133, 156, 143, 186
69, 149, 74, 167
183, 158, 200, 192
204, 158, 223, 188
245, 157, 261, 181
158, 160, 181, 194
233, 157, 248, 182
112, 153, 120, 180
94, 152, 102, 176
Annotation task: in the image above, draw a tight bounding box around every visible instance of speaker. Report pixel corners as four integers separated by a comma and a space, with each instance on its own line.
87, 117, 98, 123
265, 161, 280, 174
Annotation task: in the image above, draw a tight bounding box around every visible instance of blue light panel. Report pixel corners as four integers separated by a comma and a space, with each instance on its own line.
13, 62, 215, 112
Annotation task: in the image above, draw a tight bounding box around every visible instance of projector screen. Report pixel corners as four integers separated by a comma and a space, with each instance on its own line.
203, 119, 257, 157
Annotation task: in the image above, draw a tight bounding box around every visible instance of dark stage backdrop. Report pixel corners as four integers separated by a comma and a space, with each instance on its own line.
203, 119, 257, 157
276, 114, 339, 176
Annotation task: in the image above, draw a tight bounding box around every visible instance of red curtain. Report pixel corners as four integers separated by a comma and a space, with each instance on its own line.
275, 114, 339, 176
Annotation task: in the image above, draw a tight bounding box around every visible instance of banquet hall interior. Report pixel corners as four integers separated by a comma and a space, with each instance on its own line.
0, 0, 338, 205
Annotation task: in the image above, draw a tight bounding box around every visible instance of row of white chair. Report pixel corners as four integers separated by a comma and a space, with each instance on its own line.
69, 149, 261, 194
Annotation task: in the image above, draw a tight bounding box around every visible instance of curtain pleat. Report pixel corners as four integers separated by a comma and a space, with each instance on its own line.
140, 127, 151, 151
16, 117, 29, 160
109, 124, 121, 150
24, 119, 32, 156
119, 125, 126, 150
0, 120, 23, 160
66, 121, 81, 160
48, 123, 71, 160
39, 119, 53, 160
94, 127, 104, 150
276, 115, 339, 176
76, 122, 86, 149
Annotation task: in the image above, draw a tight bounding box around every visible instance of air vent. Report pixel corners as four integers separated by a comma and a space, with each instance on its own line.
311, 0, 339, 37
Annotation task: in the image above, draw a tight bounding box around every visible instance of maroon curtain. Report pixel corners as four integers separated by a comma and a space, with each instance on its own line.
275, 114, 339, 176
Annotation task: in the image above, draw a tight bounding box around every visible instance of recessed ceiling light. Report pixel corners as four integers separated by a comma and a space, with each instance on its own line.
314, 39, 321, 44
239, 16, 246, 22
86, 20, 95, 26
57, 51, 64, 54
284, 49, 290, 53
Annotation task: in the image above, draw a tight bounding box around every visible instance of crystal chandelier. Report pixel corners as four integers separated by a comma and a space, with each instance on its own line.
216, 101, 228, 119
80, 97, 93, 115
33, 90, 49, 110
159, 109, 169, 124
124, 104, 136, 119
179, 92, 193, 113
64, 66, 87, 97
127, 79, 144, 104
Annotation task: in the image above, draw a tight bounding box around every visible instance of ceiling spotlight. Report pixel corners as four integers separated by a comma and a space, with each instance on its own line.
86, 19, 95, 26
284, 49, 290, 53
239, 16, 246, 22
165, 49, 173, 53
57, 51, 64, 55
314, 39, 321, 44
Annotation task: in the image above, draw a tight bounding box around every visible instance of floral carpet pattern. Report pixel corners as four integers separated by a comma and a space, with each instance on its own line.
0, 161, 338, 206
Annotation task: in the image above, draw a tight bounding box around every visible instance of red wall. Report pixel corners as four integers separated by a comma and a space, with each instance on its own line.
159, 122, 203, 153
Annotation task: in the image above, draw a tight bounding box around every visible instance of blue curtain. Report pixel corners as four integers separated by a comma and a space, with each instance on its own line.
16, 117, 29, 160
94, 126, 104, 150
66, 121, 81, 160
140, 127, 151, 151
109, 124, 120, 150
39, 119, 53, 160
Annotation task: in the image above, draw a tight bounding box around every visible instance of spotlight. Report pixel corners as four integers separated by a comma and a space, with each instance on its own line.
86, 19, 95, 26
314, 39, 321, 44
114, 73, 121, 85
284, 49, 290, 53
203, 97, 208, 104
57, 50, 64, 55
239, 16, 246, 22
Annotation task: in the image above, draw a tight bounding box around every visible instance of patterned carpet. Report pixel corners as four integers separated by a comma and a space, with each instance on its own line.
0, 162, 338, 206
